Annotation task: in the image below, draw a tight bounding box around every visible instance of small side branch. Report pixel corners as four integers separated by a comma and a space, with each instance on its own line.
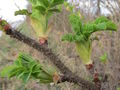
5, 29, 99, 90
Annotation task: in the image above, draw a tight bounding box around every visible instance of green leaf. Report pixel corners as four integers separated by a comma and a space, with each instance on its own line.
1, 52, 56, 84
1, 20, 8, 26
21, 72, 31, 83
22, 0, 64, 39
35, 6, 46, 15
16, 71, 25, 79
83, 17, 117, 38
62, 15, 117, 64
8, 67, 24, 78
32, 64, 41, 73
94, 16, 109, 24
48, 8, 60, 13
29, 61, 37, 71
41, 0, 49, 7
51, 0, 64, 7
14, 58, 22, 66
93, 16, 117, 32
29, 0, 49, 7
15, 9, 31, 16
62, 33, 74, 42
106, 21, 117, 31
99, 53, 107, 63
0, 65, 17, 77
96, 23, 107, 30
69, 14, 82, 34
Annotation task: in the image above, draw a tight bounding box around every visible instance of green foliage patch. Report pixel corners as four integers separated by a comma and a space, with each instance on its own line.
99, 53, 108, 63
62, 14, 117, 64
15, 0, 64, 38
0, 53, 57, 83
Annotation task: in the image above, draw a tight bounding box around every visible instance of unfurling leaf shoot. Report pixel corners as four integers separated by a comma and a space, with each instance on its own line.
62, 14, 117, 64
0, 53, 57, 84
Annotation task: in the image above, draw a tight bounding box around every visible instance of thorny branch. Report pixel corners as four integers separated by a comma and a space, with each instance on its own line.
5, 29, 100, 90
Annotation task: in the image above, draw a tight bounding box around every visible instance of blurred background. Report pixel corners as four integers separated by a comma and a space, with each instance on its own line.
0, 0, 120, 90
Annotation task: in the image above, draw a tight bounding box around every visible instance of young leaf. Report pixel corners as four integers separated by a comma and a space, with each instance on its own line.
51, 0, 64, 7
1, 52, 57, 84
35, 6, 46, 15
0, 65, 17, 77
20, 72, 31, 83
48, 8, 60, 13
99, 53, 107, 63
69, 14, 82, 34
15, 9, 31, 16
62, 14, 117, 64
14, 0, 65, 41
62, 33, 74, 42
94, 16, 109, 24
